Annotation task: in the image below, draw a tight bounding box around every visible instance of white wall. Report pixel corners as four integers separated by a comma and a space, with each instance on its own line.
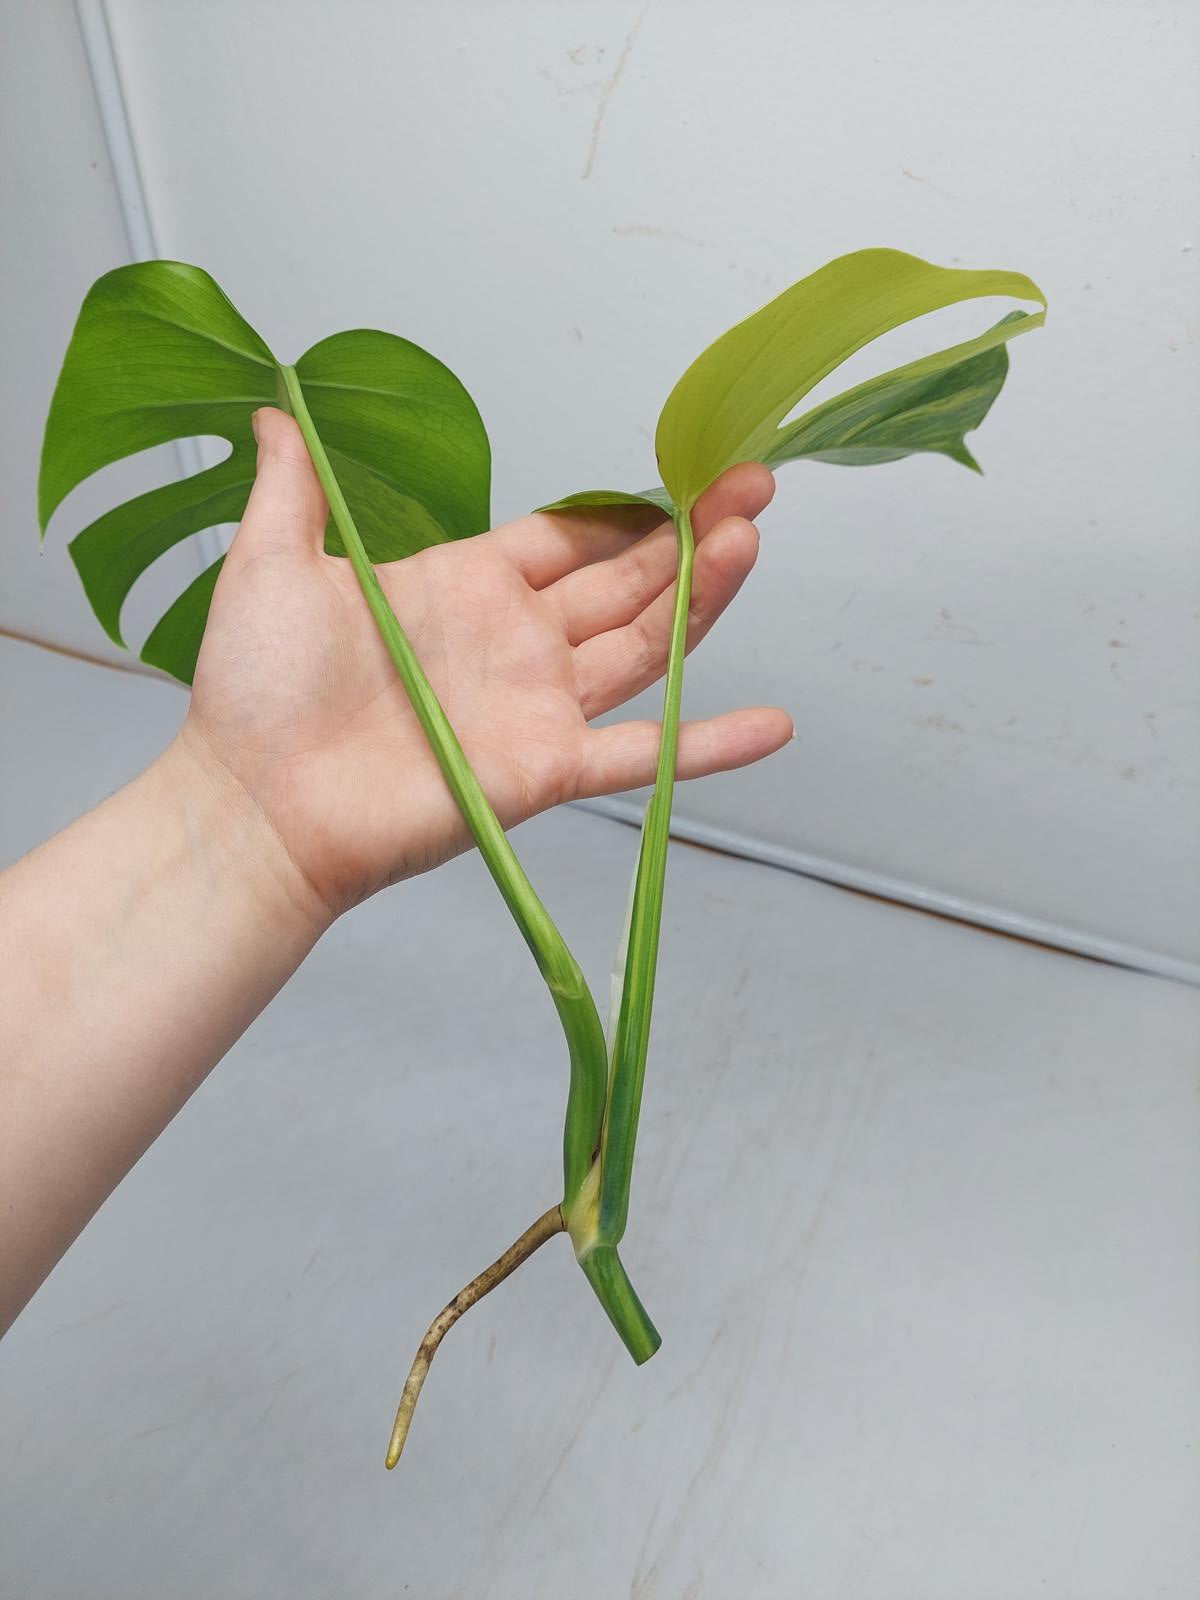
4, 0, 1198, 965
0, 1, 138, 664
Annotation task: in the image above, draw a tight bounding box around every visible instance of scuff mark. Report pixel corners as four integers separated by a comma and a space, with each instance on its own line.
930, 605, 992, 646
1109, 657, 1134, 694
628, 1489, 666, 1598
581, 1, 652, 179
901, 166, 960, 200
611, 222, 774, 289
538, 66, 605, 99
629, 1314, 757, 1596
48, 1300, 126, 1339
129, 1412, 198, 1444
507, 1351, 619, 1547
612, 222, 711, 249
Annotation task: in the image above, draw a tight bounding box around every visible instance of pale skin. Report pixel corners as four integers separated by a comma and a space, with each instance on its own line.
0, 408, 792, 1334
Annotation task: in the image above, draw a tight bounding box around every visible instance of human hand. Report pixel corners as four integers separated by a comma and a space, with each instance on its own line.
179, 408, 792, 923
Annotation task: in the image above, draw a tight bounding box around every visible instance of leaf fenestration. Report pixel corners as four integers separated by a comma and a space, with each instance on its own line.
764, 309, 1041, 472
40, 261, 491, 681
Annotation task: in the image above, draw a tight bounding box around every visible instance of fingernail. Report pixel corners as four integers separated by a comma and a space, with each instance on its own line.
251, 411, 261, 442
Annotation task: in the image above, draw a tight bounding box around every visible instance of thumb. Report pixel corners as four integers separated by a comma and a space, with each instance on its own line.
229, 407, 329, 561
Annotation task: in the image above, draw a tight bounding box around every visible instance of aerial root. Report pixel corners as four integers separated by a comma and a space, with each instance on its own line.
385, 1203, 566, 1468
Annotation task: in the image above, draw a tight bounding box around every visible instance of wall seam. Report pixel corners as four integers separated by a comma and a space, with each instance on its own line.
577, 796, 1200, 989
74, 0, 220, 569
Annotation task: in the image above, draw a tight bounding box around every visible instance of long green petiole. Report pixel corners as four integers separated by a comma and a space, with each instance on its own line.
597, 506, 695, 1248
279, 365, 606, 1200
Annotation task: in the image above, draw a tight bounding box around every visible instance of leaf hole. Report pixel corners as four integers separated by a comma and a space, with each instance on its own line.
45, 437, 240, 656
775, 297, 1036, 432
120, 536, 220, 657
44, 439, 182, 545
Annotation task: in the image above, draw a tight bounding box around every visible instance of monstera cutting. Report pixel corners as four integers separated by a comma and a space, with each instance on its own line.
39, 248, 1045, 1466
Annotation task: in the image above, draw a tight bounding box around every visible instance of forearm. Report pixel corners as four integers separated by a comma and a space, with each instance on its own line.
0, 732, 328, 1332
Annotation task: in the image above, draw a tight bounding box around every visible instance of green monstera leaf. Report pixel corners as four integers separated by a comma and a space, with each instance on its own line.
39, 260, 491, 683
538, 248, 1046, 1266
539, 249, 1044, 519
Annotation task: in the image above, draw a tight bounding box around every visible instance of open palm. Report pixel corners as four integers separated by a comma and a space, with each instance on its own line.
184, 408, 792, 917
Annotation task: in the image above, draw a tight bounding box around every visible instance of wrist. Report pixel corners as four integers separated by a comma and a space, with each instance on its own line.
152, 727, 335, 954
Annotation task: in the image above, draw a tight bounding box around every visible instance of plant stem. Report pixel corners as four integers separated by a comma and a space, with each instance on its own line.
562, 1159, 661, 1363
385, 1205, 566, 1468
597, 506, 695, 1245
277, 366, 605, 1201
578, 1245, 661, 1363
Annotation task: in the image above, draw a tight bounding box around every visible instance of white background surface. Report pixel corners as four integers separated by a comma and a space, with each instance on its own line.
2, 638, 1198, 1599
0, 0, 1196, 964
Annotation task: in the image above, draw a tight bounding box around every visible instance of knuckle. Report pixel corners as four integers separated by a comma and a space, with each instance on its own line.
636, 620, 663, 676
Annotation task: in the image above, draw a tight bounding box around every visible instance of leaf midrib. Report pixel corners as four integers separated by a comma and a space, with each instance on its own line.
301, 376, 470, 417
124, 305, 276, 369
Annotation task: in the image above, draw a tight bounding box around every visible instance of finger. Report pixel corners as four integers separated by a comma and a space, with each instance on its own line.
690, 460, 775, 537
573, 514, 760, 719
549, 462, 775, 644
496, 460, 775, 589
227, 407, 329, 563
490, 505, 664, 590
573, 706, 794, 798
